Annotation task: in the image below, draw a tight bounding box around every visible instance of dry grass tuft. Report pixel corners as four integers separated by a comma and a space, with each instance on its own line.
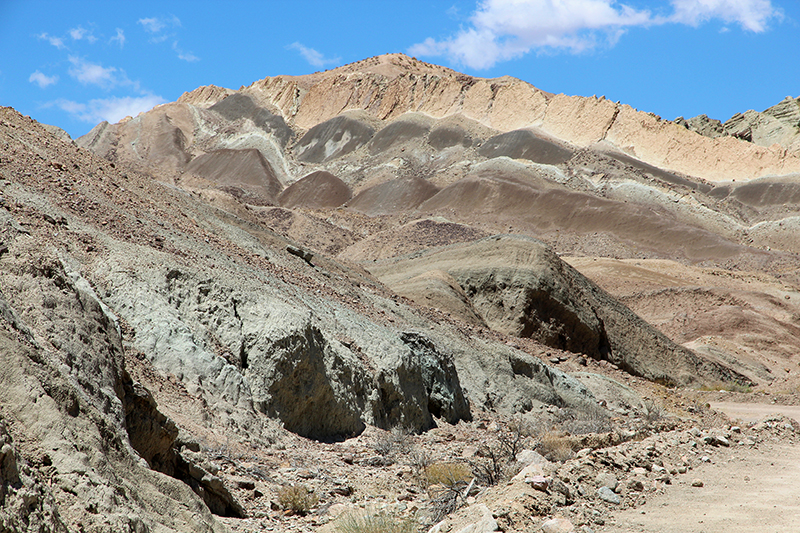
424, 462, 472, 488
537, 431, 575, 463
277, 483, 318, 515
335, 511, 417, 533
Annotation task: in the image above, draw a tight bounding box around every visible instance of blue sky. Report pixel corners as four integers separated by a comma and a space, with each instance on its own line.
1, 0, 797, 138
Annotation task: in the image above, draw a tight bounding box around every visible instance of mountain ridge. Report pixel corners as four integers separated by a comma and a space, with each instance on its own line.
2, 52, 800, 533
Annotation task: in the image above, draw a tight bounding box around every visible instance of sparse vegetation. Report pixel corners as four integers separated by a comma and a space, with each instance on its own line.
429, 481, 471, 523
497, 417, 531, 457
373, 427, 411, 459
555, 404, 613, 435
277, 484, 318, 515
536, 431, 575, 463
642, 398, 667, 422
424, 462, 472, 487
469, 444, 508, 486
468, 418, 531, 486
408, 445, 432, 474
336, 511, 417, 533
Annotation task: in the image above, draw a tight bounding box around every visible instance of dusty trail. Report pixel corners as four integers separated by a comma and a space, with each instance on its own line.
710, 402, 800, 424
603, 441, 800, 532
603, 404, 800, 533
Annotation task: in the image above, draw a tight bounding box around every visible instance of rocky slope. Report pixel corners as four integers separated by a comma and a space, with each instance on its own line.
73, 52, 800, 406
0, 103, 640, 531
2, 53, 800, 532
679, 95, 800, 154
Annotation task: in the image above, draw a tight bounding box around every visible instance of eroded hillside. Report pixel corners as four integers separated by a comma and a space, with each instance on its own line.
2, 53, 800, 533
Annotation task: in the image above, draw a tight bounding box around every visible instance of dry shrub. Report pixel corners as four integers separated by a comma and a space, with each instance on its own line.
373, 427, 411, 458
497, 417, 532, 457
424, 462, 472, 488
537, 432, 574, 463
408, 446, 431, 474
642, 398, 666, 423
556, 404, 612, 435
467, 415, 533, 487
277, 484, 318, 515
335, 511, 417, 533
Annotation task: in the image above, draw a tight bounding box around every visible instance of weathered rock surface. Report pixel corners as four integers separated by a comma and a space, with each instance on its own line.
2, 108, 636, 529
0, 249, 228, 531
681, 96, 800, 155
370, 235, 749, 387
7, 51, 800, 533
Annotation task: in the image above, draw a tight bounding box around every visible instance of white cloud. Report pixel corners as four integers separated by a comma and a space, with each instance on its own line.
37, 32, 66, 49
409, 0, 652, 69
69, 26, 97, 43
53, 94, 167, 124
138, 17, 166, 33
139, 16, 184, 45
288, 42, 340, 68
172, 41, 200, 62
110, 28, 126, 48
29, 70, 59, 88
410, 0, 782, 69
669, 0, 780, 32
67, 56, 120, 88
138, 15, 181, 34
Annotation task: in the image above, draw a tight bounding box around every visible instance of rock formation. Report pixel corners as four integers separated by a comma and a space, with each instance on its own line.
3, 52, 800, 532
680, 95, 800, 155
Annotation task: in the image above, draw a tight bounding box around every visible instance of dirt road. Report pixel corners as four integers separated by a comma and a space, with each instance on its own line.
602, 404, 800, 532
710, 402, 800, 424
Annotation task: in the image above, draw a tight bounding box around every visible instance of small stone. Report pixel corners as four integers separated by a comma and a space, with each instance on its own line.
551, 478, 572, 499
541, 517, 575, 533
516, 449, 547, 466
513, 462, 545, 482
701, 456, 710, 463
595, 473, 618, 491
691, 479, 704, 487
331, 485, 353, 497
527, 475, 549, 492
597, 486, 620, 504
627, 479, 644, 492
